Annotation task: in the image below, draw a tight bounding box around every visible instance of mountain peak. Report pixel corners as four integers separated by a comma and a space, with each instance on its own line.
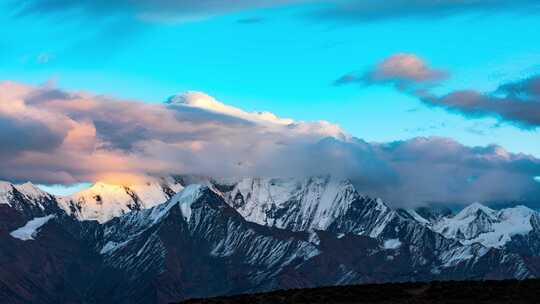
455, 202, 495, 220
0, 180, 15, 193
58, 177, 184, 223
16, 182, 49, 198
87, 181, 126, 192
214, 175, 382, 233
74, 181, 130, 201
500, 205, 535, 216
0, 180, 49, 199
169, 184, 208, 220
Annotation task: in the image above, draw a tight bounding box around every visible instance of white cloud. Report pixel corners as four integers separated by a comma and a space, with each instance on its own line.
167, 91, 296, 125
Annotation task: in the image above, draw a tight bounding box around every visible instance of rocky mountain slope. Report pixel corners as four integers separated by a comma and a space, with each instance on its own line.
1, 176, 539, 303
408, 202, 540, 256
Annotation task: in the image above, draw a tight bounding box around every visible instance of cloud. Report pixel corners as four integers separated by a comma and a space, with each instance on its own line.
337, 53, 540, 129
334, 53, 448, 91
13, 0, 540, 24
12, 0, 304, 23
1, 80, 539, 207
0, 82, 70, 155
314, 0, 540, 22
167, 91, 296, 125
0, 81, 348, 185
0, 113, 64, 154
369, 137, 540, 205
421, 76, 540, 128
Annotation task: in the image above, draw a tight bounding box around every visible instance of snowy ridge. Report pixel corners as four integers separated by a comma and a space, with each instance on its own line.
216, 176, 371, 231
174, 184, 205, 220
210, 176, 485, 271
0, 181, 53, 208
0, 181, 62, 220
149, 184, 205, 223
404, 209, 431, 226
439, 243, 489, 268
99, 184, 322, 279
98, 184, 206, 256
433, 203, 538, 248
58, 177, 184, 223
0, 181, 17, 206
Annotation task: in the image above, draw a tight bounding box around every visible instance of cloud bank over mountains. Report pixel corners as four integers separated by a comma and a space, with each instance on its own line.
0, 81, 347, 185
1, 81, 539, 207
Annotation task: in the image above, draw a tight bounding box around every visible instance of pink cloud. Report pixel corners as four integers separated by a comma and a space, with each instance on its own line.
369, 53, 448, 83
335, 53, 448, 91
1, 81, 538, 207
0, 81, 347, 185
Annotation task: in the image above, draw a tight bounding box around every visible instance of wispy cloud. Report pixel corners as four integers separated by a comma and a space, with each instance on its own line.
313, 0, 540, 22
12, 0, 304, 23
13, 0, 540, 24
337, 53, 540, 129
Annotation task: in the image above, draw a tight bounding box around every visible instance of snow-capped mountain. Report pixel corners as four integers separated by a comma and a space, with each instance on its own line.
0, 181, 64, 222
57, 177, 184, 223
211, 176, 482, 270
1, 176, 540, 304
421, 202, 540, 256
214, 176, 392, 236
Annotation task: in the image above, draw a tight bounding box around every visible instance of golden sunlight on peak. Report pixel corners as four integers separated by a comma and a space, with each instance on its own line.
93, 173, 154, 187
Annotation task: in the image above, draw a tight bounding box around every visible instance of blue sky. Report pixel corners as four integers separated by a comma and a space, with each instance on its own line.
1, 2, 539, 157
1, 1, 539, 197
